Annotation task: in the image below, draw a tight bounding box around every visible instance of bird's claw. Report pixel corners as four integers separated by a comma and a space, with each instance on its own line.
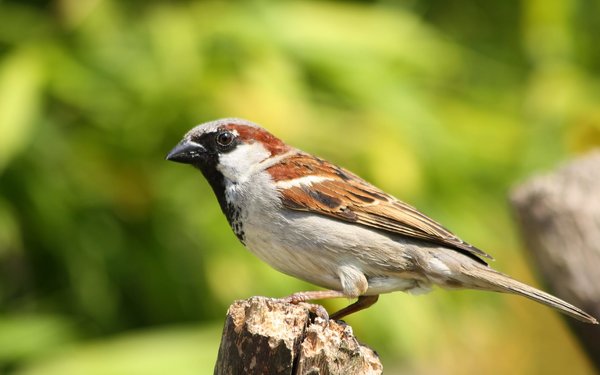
279, 296, 330, 324
300, 302, 330, 323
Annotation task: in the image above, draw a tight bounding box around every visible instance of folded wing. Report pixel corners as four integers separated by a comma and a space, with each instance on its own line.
268, 153, 492, 265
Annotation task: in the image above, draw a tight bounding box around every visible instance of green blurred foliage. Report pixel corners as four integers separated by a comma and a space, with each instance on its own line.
0, 0, 599, 374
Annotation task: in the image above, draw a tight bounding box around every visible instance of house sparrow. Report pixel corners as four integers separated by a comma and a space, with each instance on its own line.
166, 118, 597, 324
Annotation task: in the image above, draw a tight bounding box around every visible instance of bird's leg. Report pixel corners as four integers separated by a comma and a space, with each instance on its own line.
284, 290, 348, 304
330, 295, 379, 320
281, 291, 379, 321
282, 290, 348, 321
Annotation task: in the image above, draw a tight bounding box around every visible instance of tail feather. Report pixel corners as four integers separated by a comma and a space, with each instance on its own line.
463, 267, 598, 324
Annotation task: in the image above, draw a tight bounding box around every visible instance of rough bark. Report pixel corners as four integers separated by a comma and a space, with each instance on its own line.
510, 151, 600, 370
214, 296, 383, 375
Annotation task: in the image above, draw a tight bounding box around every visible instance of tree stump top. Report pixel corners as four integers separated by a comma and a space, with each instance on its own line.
214, 296, 383, 375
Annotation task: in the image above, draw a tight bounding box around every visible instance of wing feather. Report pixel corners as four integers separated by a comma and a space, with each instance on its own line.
269, 153, 492, 265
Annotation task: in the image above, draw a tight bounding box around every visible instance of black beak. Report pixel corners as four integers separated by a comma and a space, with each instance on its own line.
166, 139, 206, 164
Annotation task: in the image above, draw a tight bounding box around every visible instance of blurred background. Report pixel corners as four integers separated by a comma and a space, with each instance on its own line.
1, 0, 599, 374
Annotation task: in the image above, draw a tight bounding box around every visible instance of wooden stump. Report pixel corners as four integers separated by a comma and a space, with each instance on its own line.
214, 296, 383, 375
510, 151, 600, 370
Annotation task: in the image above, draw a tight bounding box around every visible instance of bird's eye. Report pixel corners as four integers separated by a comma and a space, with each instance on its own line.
216, 131, 235, 148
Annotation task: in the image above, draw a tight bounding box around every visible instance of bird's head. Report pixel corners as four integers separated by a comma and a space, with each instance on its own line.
166, 118, 291, 184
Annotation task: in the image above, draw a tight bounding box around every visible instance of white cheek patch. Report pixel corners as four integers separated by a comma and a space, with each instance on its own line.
275, 175, 333, 189
217, 142, 271, 183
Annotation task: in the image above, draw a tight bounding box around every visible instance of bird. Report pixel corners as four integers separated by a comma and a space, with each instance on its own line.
166, 117, 598, 324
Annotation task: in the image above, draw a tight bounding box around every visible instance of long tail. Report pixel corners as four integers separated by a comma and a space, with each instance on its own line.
462, 266, 598, 324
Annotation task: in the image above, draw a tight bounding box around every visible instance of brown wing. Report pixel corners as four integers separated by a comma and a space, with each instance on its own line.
267, 153, 493, 265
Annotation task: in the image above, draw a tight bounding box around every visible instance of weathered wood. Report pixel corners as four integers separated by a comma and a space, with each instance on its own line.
214, 296, 383, 375
510, 151, 600, 370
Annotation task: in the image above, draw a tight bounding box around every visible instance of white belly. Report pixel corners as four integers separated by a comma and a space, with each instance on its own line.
224, 174, 440, 296
242, 207, 433, 295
